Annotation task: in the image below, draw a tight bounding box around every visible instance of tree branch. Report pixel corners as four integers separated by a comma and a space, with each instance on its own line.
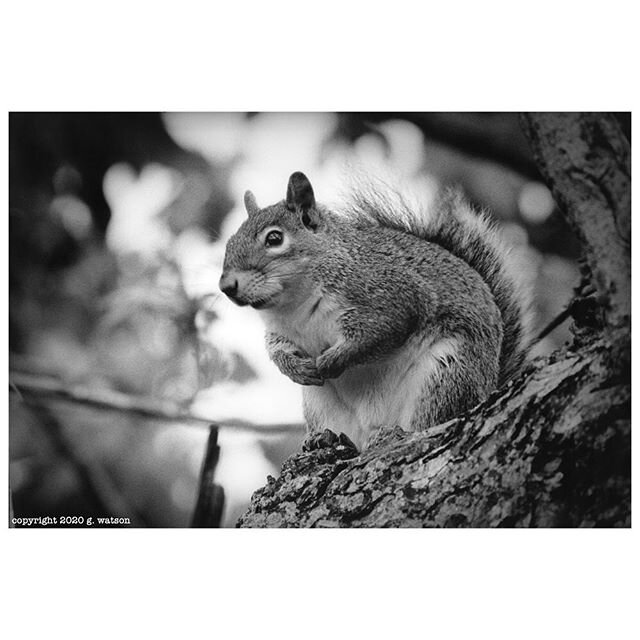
520, 113, 631, 328
238, 330, 630, 527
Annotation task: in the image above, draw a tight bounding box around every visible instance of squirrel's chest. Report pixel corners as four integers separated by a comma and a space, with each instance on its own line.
303, 334, 461, 449
261, 291, 344, 358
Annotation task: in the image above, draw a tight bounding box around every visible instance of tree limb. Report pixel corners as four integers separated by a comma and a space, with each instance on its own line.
520, 113, 631, 328
238, 330, 629, 527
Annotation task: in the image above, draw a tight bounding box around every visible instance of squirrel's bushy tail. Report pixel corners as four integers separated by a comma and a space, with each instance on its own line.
345, 180, 533, 386
423, 188, 533, 385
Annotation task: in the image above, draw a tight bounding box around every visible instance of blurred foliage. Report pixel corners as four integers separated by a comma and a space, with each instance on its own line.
9, 112, 586, 527
9, 113, 236, 526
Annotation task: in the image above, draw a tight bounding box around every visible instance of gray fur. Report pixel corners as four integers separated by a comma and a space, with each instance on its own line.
266, 332, 324, 386
342, 179, 532, 386
220, 172, 532, 447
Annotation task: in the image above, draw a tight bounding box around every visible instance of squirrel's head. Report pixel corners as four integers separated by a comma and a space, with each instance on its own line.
219, 172, 327, 310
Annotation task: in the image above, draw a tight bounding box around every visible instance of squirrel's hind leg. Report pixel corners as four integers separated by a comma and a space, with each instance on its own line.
301, 429, 359, 455
302, 384, 368, 450
410, 339, 499, 430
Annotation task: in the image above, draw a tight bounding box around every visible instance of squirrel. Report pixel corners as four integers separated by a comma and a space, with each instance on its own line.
219, 171, 532, 450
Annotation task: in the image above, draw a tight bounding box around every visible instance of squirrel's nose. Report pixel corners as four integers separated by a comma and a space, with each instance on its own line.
219, 272, 239, 300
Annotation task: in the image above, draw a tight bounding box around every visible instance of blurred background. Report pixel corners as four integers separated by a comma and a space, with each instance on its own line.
10, 112, 618, 527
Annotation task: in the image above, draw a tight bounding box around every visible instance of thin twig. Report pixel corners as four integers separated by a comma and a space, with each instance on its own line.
9, 370, 304, 436
535, 306, 573, 342
191, 425, 225, 527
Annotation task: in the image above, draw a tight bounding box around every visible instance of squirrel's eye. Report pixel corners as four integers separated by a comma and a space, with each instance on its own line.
265, 230, 284, 247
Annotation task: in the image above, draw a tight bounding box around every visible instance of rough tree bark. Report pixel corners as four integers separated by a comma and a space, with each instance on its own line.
238, 113, 631, 528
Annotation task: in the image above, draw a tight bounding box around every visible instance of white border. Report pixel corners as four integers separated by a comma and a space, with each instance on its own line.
2, 2, 637, 638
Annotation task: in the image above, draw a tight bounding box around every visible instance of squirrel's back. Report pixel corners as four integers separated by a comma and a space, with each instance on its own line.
343, 179, 533, 386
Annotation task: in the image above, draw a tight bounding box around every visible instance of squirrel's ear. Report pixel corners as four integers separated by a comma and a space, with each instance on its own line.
286, 172, 316, 212
244, 190, 260, 217
286, 172, 318, 230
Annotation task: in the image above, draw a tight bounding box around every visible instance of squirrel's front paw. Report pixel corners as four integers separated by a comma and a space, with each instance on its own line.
315, 350, 346, 379
287, 355, 325, 386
